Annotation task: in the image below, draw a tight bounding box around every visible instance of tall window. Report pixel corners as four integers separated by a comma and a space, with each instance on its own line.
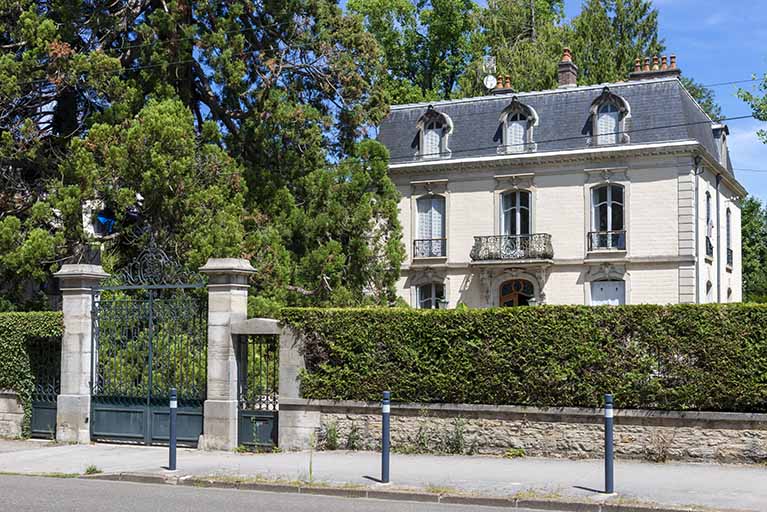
506, 113, 527, 153
415, 195, 446, 257
590, 184, 625, 250
418, 282, 445, 309
423, 120, 444, 159
501, 191, 531, 236
597, 103, 620, 145
705, 192, 714, 258
726, 208, 732, 267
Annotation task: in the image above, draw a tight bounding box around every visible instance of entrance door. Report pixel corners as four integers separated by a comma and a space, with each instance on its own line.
590, 281, 625, 305
499, 279, 535, 307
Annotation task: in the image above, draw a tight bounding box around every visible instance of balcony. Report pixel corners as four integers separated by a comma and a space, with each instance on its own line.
588, 230, 626, 251
414, 238, 447, 258
470, 234, 553, 261
706, 237, 714, 259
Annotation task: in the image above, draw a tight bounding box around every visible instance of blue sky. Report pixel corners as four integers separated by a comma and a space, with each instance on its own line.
562, 0, 767, 201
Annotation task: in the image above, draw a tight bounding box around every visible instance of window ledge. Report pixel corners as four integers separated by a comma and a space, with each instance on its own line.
726, 265, 733, 273
705, 256, 714, 264
411, 256, 448, 265
586, 250, 627, 258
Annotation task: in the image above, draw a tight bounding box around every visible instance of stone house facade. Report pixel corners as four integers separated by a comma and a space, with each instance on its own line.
377, 51, 747, 308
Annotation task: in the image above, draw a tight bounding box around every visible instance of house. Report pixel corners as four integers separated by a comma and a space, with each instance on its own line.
377, 50, 746, 308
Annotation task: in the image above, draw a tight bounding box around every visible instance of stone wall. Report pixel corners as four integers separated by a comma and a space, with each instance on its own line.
281, 399, 767, 463
0, 390, 24, 438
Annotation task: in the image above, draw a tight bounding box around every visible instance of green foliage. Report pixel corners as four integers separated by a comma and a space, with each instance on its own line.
740, 197, 767, 302
739, 74, 767, 143
84, 465, 102, 475
0, 312, 63, 436
681, 77, 722, 121
282, 305, 767, 412
324, 422, 340, 451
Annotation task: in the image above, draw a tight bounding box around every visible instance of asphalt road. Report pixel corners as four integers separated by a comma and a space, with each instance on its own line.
0, 475, 564, 512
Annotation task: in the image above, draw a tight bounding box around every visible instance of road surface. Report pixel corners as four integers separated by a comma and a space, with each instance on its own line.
0, 475, 566, 512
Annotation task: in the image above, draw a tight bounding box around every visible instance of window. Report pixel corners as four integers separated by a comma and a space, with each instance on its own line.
590, 87, 629, 146
597, 103, 620, 145
589, 184, 625, 250
501, 191, 531, 236
418, 283, 445, 309
506, 113, 527, 153
499, 98, 537, 154
590, 281, 625, 306
423, 120, 443, 158
415, 195, 446, 257
705, 192, 714, 259
726, 208, 732, 267
416, 107, 452, 159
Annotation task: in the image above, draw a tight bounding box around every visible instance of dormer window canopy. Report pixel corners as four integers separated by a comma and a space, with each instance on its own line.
499, 96, 539, 126
589, 87, 630, 117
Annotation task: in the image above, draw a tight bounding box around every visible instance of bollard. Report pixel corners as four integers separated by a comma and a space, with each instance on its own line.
381, 390, 391, 483
169, 388, 177, 471
604, 393, 614, 494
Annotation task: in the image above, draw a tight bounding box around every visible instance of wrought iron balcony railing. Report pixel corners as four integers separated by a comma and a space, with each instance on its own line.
470, 234, 553, 261
706, 236, 714, 258
727, 248, 733, 267
588, 230, 626, 251
414, 238, 447, 258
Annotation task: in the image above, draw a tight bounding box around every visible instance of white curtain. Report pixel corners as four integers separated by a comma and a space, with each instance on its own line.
598, 110, 619, 145
423, 128, 441, 158
506, 120, 526, 153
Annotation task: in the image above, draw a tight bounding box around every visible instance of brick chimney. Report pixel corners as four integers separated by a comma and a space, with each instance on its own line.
629, 54, 681, 81
558, 48, 578, 88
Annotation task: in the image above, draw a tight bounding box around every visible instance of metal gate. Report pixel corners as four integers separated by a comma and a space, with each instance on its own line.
29, 336, 61, 439
238, 335, 279, 448
90, 240, 207, 446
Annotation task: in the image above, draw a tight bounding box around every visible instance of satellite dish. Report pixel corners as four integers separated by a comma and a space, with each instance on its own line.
483, 74, 498, 90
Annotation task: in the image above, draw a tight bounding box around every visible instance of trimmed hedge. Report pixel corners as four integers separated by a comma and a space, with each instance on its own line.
281, 305, 767, 412
0, 312, 64, 436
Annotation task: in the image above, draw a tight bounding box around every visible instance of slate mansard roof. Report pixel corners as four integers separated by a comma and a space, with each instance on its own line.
378, 77, 733, 174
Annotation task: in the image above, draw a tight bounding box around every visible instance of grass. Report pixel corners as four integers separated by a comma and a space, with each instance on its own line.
84, 465, 102, 475
0, 471, 79, 479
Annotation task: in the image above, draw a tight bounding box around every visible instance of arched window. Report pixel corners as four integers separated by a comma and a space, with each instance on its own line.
501, 190, 531, 236
418, 282, 445, 309
590, 184, 625, 250
590, 87, 630, 146
415, 195, 446, 257
499, 97, 538, 154
416, 106, 453, 159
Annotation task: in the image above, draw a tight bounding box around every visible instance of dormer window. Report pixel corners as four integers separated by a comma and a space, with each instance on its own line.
590, 87, 630, 146
416, 106, 453, 160
499, 97, 538, 154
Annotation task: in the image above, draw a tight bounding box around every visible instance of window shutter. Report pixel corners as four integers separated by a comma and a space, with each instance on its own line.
417, 198, 432, 240
598, 111, 619, 144
431, 197, 445, 239
506, 121, 526, 153
423, 128, 441, 158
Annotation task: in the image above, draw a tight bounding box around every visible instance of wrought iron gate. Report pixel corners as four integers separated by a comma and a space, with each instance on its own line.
90, 241, 207, 446
237, 335, 279, 448
29, 336, 61, 439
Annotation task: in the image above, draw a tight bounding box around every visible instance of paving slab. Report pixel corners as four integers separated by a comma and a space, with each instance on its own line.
0, 443, 763, 511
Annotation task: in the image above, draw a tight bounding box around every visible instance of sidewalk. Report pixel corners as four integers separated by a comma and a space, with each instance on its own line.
0, 439, 763, 511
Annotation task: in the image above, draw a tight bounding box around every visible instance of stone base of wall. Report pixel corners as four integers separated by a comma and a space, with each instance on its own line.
281, 399, 767, 464
0, 390, 24, 438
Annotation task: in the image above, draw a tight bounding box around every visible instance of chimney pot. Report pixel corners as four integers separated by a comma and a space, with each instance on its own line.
661, 55, 668, 70
629, 52, 682, 81
670, 54, 677, 69
557, 47, 578, 88
652, 55, 660, 71
643, 57, 650, 71
634, 58, 641, 72
496, 74, 503, 90
505, 75, 511, 89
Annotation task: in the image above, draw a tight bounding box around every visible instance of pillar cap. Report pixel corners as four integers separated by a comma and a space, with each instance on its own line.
199, 258, 256, 276
53, 264, 110, 281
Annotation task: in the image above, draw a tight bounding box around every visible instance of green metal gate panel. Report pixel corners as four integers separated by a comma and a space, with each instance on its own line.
238, 335, 279, 448
29, 336, 61, 439
90, 238, 208, 447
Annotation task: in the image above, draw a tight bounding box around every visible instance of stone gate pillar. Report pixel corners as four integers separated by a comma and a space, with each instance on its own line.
54, 264, 109, 444
199, 258, 255, 450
